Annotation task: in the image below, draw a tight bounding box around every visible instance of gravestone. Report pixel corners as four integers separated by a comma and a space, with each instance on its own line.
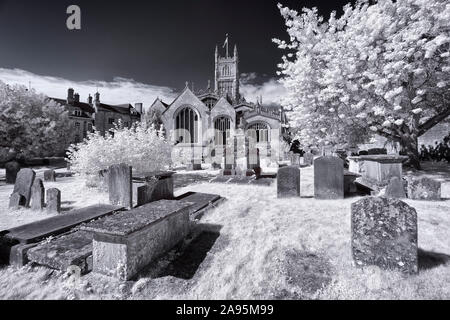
5, 161, 20, 184
44, 170, 56, 182
277, 166, 300, 198
314, 156, 344, 199
293, 154, 300, 167
407, 177, 441, 201
31, 179, 45, 211
385, 177, 406, 199
108, 163, 133, 209
9, 192, 25, 210
13, 168, 36, 207
46, 188, 61, 214
351, 197, 418, 274
304, 153, 314, 166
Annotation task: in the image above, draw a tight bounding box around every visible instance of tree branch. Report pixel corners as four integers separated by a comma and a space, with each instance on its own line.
418, 106, 450, 136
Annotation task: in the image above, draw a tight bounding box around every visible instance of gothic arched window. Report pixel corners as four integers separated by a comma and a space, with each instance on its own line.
214, 117, 231, 146
247, 122, 270, 143
175, 107, 199, 144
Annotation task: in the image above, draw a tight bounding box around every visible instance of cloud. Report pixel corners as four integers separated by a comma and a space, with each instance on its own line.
240, 73, 286, 106
0, 68, 177, 111
0, 68, 287, 110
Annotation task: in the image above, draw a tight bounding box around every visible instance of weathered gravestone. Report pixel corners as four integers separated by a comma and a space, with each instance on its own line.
293, 154, 300, 167
407, 177, 441, 201
44, 170, 56, 182
385, 177, 406, 199
314, 156, 344, 199
46, 188, 61, 214
9, 192, 25, 210
304, 153, 314, 166
12, 168, 36, 207
31, 179, 45, 211
136, 173, 174, 207
277, 166, 300, 198
351, 197, 418, 274
5, 161, 20, 184
108, 163, 133, 209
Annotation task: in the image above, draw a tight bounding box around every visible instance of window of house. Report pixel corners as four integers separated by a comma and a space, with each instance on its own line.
75, 122, 80, 128
108, 118, 115, 125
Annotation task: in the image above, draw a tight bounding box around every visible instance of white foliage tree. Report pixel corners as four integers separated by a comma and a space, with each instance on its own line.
274, 0, 450, 169
67, 121, 172, 177
0, 80, 70, 163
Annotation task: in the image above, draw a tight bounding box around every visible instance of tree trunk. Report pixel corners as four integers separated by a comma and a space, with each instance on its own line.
400, 135, 421, 170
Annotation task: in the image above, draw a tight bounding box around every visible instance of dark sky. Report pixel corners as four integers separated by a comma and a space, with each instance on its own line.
0, 0, 353, 91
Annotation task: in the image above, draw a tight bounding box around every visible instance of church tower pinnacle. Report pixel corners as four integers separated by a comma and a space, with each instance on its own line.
214, 36, 240, 103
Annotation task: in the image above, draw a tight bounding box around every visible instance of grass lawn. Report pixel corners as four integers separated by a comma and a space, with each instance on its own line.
0, 164, 449, 300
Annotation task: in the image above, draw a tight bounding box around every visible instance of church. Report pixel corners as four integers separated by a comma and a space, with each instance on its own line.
148, 39, 288, 163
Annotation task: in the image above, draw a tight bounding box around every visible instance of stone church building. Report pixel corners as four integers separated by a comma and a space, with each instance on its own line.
148, 41, 288, 163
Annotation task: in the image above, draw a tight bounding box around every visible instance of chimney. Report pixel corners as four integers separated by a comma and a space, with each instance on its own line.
74, 93, 80, 102
67, 88, 74, 104
87, 94, 93, 105
94, 92, 100, 103
134, 103, 143, 114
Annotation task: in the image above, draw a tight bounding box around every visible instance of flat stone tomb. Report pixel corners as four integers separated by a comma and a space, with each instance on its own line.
0, 204, 123, 266
2, 204, 123, 245
175, 192, 222, 219
348, 155, 408, 187
27, 230, 94, 274
314, 156, 344, 199
277, 166, 300, 198
82, 200, 193, 281
27, 194, 222, 273
12, 168, 36, 207
351, 197, 418, 274
109, 163, 133, 209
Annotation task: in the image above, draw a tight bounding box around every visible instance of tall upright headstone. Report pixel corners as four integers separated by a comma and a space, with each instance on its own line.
12, 168, 36, 207
5, 161, 20, 184
46, 188, 61, 214
304, 152, 314, 166
351, 197, 418, 274
31, 179, 45, 211
277, 166, 300, 198
9, 192, 25, 210
108, 163, 133, 209
314, 156, 344, 199
293, 154, 300, 167
44, 170, 56, 182
385, 177, 406, 199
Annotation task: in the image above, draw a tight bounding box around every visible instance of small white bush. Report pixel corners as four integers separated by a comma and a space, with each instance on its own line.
67, 121, 172, 177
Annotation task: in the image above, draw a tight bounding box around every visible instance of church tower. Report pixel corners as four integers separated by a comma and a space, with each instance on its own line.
215, 37, 240, 103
